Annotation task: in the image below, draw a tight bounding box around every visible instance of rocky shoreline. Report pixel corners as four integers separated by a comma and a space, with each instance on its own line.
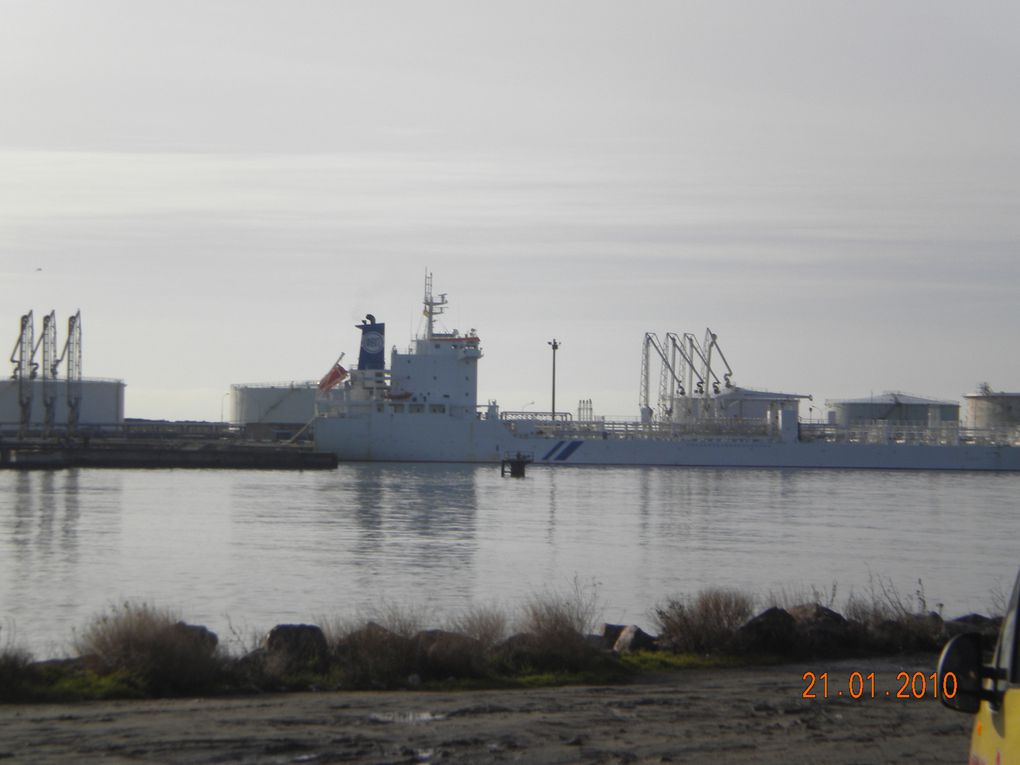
2, 596, 1002, 703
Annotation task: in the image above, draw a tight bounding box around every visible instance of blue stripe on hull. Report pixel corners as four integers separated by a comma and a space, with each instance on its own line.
555, 441, 584, 461
541, 441, 566, 461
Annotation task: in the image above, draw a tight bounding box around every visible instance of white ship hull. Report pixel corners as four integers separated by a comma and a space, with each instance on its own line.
314, 414, 1020, 471
313, 278, 1020, 472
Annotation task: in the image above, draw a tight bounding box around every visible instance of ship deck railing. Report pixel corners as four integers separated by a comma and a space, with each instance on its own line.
798, 422, 1019, 446
507, 418, 775, 441
508, 419, 1020, 446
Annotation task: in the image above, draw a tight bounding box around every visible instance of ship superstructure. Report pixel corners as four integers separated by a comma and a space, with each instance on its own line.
313, 277, 1020, 471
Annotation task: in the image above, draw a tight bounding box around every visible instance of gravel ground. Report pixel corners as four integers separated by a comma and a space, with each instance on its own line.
0, 655, 972, 764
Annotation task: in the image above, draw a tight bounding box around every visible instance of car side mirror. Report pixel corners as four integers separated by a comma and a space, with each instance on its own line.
938, 633, 994, 714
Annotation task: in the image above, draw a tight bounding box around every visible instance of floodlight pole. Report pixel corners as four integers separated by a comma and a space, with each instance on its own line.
548, 339, 560, 422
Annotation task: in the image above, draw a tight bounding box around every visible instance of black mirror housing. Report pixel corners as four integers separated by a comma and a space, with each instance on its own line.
937, 633, 985, 714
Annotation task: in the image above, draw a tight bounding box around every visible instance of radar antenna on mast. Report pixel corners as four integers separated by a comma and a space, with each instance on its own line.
422, 271, 448, 340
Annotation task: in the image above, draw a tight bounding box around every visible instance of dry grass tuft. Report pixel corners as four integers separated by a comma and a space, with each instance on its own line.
74, 602, 223, 695
446, 603, 510, 650
516, 578, 602, 638
763, 581, 839, 611
0, 626, 34, 701
655, 588, 754, 654
357, 601, 429, 639
494, 579, 606, 674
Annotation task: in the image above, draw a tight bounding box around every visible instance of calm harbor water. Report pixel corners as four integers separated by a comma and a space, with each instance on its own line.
1, 464, 1017, 656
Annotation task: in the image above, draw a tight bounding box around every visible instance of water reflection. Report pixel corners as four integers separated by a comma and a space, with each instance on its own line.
0, 469, 122, 655
2, 465, 1018, 654
343, 464, 479, 607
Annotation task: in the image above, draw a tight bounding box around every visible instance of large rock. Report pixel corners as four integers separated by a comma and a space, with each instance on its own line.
598, 623, 627, 650
490, 631, 599, 674
787, 603, 858, 657
612, 625, 658, 654
411, 630, 486, 679
333, 622, 415, 688
866, 613, 944, 654
731, 608, 796, 655
264, 624, 329, 674
945, 614, 1002, 639
172, 621, 218, 655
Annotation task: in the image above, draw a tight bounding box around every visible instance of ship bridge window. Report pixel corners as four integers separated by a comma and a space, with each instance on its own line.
410, 404, 424, 414
430, 404, 446, 414
391, 404, 405, 413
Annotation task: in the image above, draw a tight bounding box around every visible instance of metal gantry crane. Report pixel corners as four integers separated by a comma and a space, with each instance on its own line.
38, 311, 59, 436
639, 328, 735, 425
9, 311, 37, 437
8, 309, 82, 438
63, 311, 83, 436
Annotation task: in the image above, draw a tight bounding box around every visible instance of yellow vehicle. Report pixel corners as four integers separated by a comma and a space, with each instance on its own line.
938, 569, 1020, 764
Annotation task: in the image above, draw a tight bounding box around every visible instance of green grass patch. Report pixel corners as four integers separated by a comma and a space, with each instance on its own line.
620, 650, 782, 672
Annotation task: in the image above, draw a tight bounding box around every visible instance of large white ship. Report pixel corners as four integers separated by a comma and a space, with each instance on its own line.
313, 277, 1020, 471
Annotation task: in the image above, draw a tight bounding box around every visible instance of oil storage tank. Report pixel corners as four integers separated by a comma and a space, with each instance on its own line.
964, 384, 1020, 430
230, 381, 317, 439
826, 392, 959, 428
0, 378, 125, 429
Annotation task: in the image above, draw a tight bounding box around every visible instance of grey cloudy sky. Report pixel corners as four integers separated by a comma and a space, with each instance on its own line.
1, 0, 1018, 419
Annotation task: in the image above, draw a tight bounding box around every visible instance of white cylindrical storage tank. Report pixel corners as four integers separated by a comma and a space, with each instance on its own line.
0, 378, 125, 428
965, 386, 1020, 429
825, 392, 959, 427
230, 382, 318, 425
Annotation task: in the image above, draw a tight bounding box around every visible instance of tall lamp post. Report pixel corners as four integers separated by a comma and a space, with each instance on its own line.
548, 339, 560, 421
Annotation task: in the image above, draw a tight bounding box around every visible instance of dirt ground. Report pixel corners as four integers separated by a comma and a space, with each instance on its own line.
0, 655, 972, 764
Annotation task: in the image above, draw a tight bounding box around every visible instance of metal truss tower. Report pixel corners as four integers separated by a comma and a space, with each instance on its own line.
9, 312, 37, 437
64, 311, 82, 435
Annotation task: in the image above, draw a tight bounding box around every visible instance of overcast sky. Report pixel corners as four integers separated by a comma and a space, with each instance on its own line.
1, 0, 1018, 420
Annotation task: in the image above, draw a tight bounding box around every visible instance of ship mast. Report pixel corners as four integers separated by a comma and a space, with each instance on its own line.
423, 271, 448, 340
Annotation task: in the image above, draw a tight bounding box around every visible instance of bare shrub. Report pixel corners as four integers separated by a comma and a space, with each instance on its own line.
763, 581, 839, 611
331, 621, 416, 688
517, 578, 602, 638
988, 577, 1011, 619
320, 615, 360, 653
0, 626, 34, 701
74, 602, 223, 695
446, 603, 509, 650
655, 587, 754, 654
224, 615, 263, 657
843, 575, 945, 653
500, 579, 604, 673
360, 601, 429, 638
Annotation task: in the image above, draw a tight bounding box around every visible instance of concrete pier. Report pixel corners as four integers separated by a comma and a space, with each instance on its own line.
0, 440, 338, 470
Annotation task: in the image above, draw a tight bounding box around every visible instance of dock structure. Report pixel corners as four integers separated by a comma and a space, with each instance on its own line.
500, 452, 533, 478
0, 439, 337, 471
